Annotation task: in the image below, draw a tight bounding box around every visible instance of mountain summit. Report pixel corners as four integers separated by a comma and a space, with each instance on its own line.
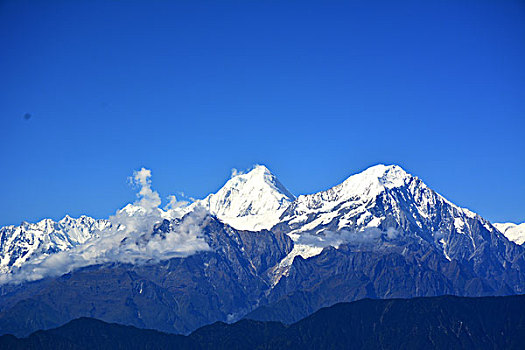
266, 163, 521, 284
278, 163, 479, 239
193, 165, 296, 231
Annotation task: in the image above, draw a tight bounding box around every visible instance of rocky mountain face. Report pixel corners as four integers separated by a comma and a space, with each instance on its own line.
0, 164, 523, 336
0, 214, 292, 336
252, 165, 525, 322
247, 238, 524, 324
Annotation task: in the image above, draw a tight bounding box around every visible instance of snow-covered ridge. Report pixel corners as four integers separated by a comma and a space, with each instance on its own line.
289, 164, 411, 217
280, 164, 479, 234
269, 164, 507, 280
191, 165, 296, 231
0, 215, 112, 273
494, 222, 525, 245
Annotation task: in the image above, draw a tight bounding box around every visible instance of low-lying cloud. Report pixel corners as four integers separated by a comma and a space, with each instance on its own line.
295, 226, 401, 249
0, 168, 210, 285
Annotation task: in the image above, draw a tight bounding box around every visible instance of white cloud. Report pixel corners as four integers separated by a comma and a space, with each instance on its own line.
129, 167, 162, 210
0, 168, 210, 285
231, 167, 250, 178
386, 227, 400, 239
164, 195, 189, 211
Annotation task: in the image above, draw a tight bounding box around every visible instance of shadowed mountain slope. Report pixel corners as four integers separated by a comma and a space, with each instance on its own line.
1, 295, 524, 350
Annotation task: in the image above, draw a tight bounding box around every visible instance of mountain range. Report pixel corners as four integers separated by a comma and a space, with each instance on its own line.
1, 294, 524, 349
0, 164, 524, 336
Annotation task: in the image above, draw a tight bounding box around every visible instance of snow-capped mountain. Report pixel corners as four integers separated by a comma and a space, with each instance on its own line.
246, 166, 525, 323
0, 164, 518, 279
191, 165, 295, 231
274, 164, 505, 260
0, 215, 112, 273
494, 222, 525, 245
0, 163, 524, 337
0, 165, 294, 277
176, 163, 519, 286
278, 165, 472, 234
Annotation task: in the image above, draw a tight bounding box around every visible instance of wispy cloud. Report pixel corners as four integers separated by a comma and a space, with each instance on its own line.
295, 226, 401, 249
230, 168, 243, 178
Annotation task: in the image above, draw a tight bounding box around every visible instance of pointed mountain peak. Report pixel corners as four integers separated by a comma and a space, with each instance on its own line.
231, 164, 277, 183
58, 215, 77, 226
228, 164, 295, 200
246, 164, 272, 175
196, 164, 295, 231
355, 164, 412, 186
350, 163, 411, 180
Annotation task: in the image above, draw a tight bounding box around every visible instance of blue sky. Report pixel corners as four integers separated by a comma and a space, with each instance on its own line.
1, 0, 524, 226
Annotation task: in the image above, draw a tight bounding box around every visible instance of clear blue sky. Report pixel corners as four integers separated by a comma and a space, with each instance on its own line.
1, 0, 524, 226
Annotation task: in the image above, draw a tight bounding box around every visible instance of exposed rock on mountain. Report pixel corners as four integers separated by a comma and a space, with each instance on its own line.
0, 214, 292, 337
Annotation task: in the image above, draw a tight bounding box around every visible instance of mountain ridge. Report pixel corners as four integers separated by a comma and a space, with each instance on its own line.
1, 294, 524, 350
0, 164, 524, 337
1, 163, 523, 284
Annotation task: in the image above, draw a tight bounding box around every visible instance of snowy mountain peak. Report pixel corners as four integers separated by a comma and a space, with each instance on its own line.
291, 164, 414, 211
338, 164, 413, 196
194, 165, 295, 231
233, 164, 292, 193
248, 164, 272, 175
278, 163, 496, 260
